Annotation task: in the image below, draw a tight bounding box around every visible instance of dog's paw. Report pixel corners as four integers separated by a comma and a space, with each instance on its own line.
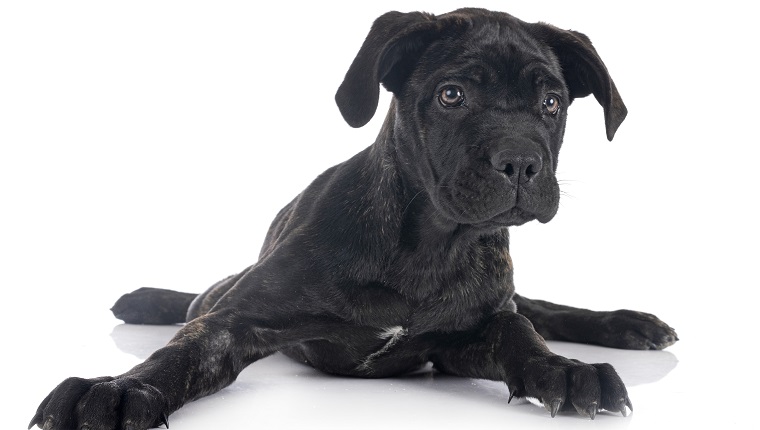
600, 309, 678, 350
508, 355, 631, 419
29, 376, 169, 430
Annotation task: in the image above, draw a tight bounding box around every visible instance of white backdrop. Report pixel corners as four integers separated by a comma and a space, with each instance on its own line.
2, 1, 757, 428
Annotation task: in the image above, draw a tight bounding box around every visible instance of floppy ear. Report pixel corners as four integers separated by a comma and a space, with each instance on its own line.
530, 23, 628, 141
335, 11, 448, 128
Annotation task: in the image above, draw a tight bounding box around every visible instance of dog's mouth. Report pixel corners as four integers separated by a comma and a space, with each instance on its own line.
471, 207, 537, 228
428, 162, 562, 229
433, 179, 559, 229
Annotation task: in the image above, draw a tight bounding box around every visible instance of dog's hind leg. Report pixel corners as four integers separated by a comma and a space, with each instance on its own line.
513, 294, 678, 350
111, 287, 198, 325
111, 272, 244, 324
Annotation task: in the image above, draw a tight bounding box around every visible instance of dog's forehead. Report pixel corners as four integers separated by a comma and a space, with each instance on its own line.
421, 11, 564, 88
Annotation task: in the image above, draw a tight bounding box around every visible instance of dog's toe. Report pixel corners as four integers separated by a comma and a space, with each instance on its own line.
600, 310, 678, 350
516, 355, 629, 419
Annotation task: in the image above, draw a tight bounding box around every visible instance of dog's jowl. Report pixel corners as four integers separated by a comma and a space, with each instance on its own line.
31, 8, 677, 429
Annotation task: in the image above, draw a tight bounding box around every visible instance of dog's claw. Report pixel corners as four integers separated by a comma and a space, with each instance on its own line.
508, 391, 515, 404
619, 397, 633, 417
27, 416, 40, 430
548, 399, 562, 418
160, 413, 170, 428
586, 402, 598, 420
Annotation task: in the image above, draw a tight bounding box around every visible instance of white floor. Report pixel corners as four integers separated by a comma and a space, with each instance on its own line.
13, 309, 750, 429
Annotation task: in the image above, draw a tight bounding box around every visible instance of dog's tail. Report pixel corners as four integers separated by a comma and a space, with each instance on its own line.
111, 287, 198, 325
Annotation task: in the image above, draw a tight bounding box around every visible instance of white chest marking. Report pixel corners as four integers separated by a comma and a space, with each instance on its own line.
356, 326, 408, 372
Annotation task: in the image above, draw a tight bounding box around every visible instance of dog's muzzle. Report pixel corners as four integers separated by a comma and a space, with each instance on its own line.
488, 145, 559, 226
435, 145, 559, 228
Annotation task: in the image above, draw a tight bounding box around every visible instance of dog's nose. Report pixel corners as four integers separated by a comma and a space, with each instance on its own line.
491, 151, 543, 184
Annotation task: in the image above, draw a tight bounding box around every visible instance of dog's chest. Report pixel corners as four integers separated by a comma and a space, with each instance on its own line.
336, 234, 514, 334
401, 244, 514, 333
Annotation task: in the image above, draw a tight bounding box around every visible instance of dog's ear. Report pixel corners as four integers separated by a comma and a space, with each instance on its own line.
530, 24, 627, 141
335, 11, 452, 128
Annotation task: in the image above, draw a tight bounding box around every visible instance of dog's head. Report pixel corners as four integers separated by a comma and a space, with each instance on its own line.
336, 8, 626, 228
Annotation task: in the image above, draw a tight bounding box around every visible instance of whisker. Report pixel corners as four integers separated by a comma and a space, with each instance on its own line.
558, 177, 578, 199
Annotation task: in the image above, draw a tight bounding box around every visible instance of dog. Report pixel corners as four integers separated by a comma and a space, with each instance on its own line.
30, 8, 678, 429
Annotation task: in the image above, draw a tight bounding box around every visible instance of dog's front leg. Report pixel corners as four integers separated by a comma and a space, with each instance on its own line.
430, 311, 631, 419
29, 308, 273, 430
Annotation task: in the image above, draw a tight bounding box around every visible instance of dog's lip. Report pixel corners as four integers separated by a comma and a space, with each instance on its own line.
471, 207, 535, 228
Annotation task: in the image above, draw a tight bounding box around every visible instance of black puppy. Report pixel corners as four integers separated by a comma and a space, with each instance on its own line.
31, 8, 677, 429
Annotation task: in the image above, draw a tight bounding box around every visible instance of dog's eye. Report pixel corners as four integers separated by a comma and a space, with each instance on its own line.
439, 86, 465, 107
543, 94, 560, 115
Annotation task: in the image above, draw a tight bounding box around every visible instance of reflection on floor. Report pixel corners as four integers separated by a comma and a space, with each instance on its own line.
106, 323, 680, 429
